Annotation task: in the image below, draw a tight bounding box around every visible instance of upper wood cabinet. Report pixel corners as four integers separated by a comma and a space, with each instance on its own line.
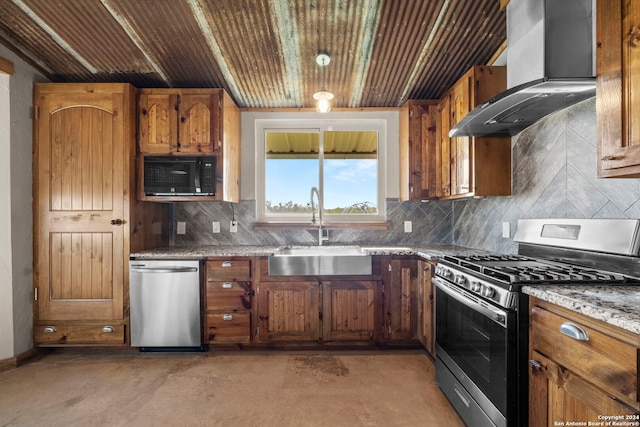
139, 88, 228, 154
399, 99, 439, 200
437, 66, 511, 199
137, 88, 241, 202
401, 66, 511, 200
596, 0, 640, 177
33, 83, 169, 347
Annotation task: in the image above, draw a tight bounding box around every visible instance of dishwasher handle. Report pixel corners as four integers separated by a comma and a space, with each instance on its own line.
130, 266, 198, 274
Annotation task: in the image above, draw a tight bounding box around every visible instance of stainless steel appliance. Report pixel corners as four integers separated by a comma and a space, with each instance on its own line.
434, 219, 640, 427
143, 155, 216, 196
129, 259, 204, 350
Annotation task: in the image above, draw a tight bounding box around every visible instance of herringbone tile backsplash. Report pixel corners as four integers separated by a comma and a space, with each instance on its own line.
174, 98, 640, 253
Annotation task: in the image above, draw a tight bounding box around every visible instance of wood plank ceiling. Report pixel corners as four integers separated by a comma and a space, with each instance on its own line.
0, 0, 506, 108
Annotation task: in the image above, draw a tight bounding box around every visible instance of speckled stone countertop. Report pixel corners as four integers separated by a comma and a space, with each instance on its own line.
523, 286, 640, 335
130, 244, 486, 260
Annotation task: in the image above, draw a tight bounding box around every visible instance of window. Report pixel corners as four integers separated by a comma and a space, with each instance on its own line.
256, 119, 386, 223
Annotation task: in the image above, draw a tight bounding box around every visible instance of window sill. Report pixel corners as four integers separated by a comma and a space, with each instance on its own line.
254, 221, 391, 231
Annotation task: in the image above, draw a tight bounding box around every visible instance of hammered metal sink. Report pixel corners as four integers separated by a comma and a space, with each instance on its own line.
269, 246, 372, 276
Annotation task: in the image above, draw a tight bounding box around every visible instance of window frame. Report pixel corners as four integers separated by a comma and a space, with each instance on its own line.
256, 118, 387, 223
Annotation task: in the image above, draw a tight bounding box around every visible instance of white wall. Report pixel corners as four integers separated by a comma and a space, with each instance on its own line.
0, 44, 47, 359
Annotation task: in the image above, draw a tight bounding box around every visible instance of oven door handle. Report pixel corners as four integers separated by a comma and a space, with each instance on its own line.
433, 277, 508, 328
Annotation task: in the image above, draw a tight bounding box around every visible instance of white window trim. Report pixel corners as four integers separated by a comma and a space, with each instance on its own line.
256, 118, 387, 223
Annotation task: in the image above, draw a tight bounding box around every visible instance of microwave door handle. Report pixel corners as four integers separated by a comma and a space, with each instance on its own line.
433, 277, 508, 328
194, 158, 202, 193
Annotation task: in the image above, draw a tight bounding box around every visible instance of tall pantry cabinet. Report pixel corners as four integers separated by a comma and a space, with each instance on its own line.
33, 83, 169, 346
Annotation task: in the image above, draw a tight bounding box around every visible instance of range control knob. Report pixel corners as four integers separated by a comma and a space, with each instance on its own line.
455, 275, 467, 285
481, 285, 495, 298
470, 281, 482, 292
440, 268, 453, 279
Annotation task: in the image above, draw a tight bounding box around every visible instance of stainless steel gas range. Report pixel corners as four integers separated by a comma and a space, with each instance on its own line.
434, 219, 640, 427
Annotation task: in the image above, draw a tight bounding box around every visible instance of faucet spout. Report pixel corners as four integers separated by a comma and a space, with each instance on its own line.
310, 186, 328, 246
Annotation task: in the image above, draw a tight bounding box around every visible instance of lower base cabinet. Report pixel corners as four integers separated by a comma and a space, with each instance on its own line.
528, 298, 640, 426
256, 280, 382, 342
322, 280, 382, 341
256, 281, 320, 341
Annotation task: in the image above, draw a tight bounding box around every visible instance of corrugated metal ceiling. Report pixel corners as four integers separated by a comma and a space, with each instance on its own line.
0, 0, 506, 108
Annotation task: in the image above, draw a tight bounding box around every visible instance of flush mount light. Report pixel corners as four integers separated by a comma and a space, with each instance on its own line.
313, 53, 334, 113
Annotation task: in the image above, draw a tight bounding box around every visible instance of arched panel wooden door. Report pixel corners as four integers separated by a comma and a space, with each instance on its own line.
34, 85, 128, 322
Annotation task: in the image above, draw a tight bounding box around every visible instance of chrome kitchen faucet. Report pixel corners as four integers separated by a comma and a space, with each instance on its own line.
310, 186, 329, 246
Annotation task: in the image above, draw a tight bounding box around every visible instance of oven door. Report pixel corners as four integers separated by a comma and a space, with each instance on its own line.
434, 277, 517, 426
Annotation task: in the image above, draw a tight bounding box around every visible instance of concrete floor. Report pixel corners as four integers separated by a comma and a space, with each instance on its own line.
0, 350, 464, 427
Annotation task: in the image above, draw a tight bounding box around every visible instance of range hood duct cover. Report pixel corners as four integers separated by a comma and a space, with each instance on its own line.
449, 0, 595, 138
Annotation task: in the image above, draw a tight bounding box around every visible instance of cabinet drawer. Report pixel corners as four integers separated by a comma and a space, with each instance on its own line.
206, 281, 251, 311
531, 305, 639, 404
206, 313, 251, 343
206, 260, 251, 280
34, 324, 126, 346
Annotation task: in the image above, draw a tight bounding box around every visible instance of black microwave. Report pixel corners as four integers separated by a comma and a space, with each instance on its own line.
143, 156, 216, 196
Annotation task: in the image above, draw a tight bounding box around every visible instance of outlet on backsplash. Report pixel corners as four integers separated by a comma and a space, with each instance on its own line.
177, 221, 186, 235
212, 222, 220, 233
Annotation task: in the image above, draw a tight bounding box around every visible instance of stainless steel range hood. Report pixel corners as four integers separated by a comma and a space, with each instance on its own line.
449, 0, 595, 138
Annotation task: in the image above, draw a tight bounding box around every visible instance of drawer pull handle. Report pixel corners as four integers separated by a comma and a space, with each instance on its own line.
102, 326, 114, 333
43, 326, 56, 333
222, 314, 234, 321
560, 322, 589, 341
453, 384, 471, 408
221, 261, 234, 267
222, 282, 234, 289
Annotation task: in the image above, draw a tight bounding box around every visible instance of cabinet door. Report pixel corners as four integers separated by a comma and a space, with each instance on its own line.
138, 93, 178, 153
383, 258, 418, 340
405, 101, 438, 200
438, 96, 452, 197
597, 0, 640, 177
178, 92, 219, 153
528, 351, 639, 427
256, 281, 320, 341
418, 261, 435, 356
322, 280, 381, 341
34, 85, 129, 321
450, 76, 472, 196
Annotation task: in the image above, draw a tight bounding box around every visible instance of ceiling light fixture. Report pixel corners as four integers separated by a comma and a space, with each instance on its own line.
313, 53, 334, 113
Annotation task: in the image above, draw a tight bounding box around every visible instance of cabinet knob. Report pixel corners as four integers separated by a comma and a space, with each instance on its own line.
528, 359, 541, 369
43, 326, 56, 333
222, 314, 234, 321
102, 326, 114, 333
222, 282, 234, 289
110, 219, 123, 226
221, 261, 234, 267
601, 155, 622, 161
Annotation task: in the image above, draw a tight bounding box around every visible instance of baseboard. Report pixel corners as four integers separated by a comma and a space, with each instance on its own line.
0, 348, 43, 373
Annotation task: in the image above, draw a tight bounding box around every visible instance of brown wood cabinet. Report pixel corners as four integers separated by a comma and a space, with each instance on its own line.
596, 0, 640, 177
417, 260, 435, 356
322, 280, 382, 341
437, 66, 511, 199
256, 280, 321, 341
382, 257, 419, 340
33, 83, 168, 346
138, 88, 241, 202
205, 258, 252, 344
399, 99, 439, 200
528, 297, 640, 426
254, 257, 384, 343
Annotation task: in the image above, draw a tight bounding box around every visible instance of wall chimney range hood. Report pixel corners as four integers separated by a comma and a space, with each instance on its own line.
449, 0, 595, 138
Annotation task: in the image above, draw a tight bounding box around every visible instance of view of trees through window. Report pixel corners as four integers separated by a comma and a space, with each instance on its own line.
264, 130, 378, 218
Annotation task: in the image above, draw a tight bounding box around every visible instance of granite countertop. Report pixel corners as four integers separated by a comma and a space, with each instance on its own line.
130, 244, 487, 260
522, 285, 640, 335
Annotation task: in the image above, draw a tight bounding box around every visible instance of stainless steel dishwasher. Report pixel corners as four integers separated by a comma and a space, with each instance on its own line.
129, 259, 204, 351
